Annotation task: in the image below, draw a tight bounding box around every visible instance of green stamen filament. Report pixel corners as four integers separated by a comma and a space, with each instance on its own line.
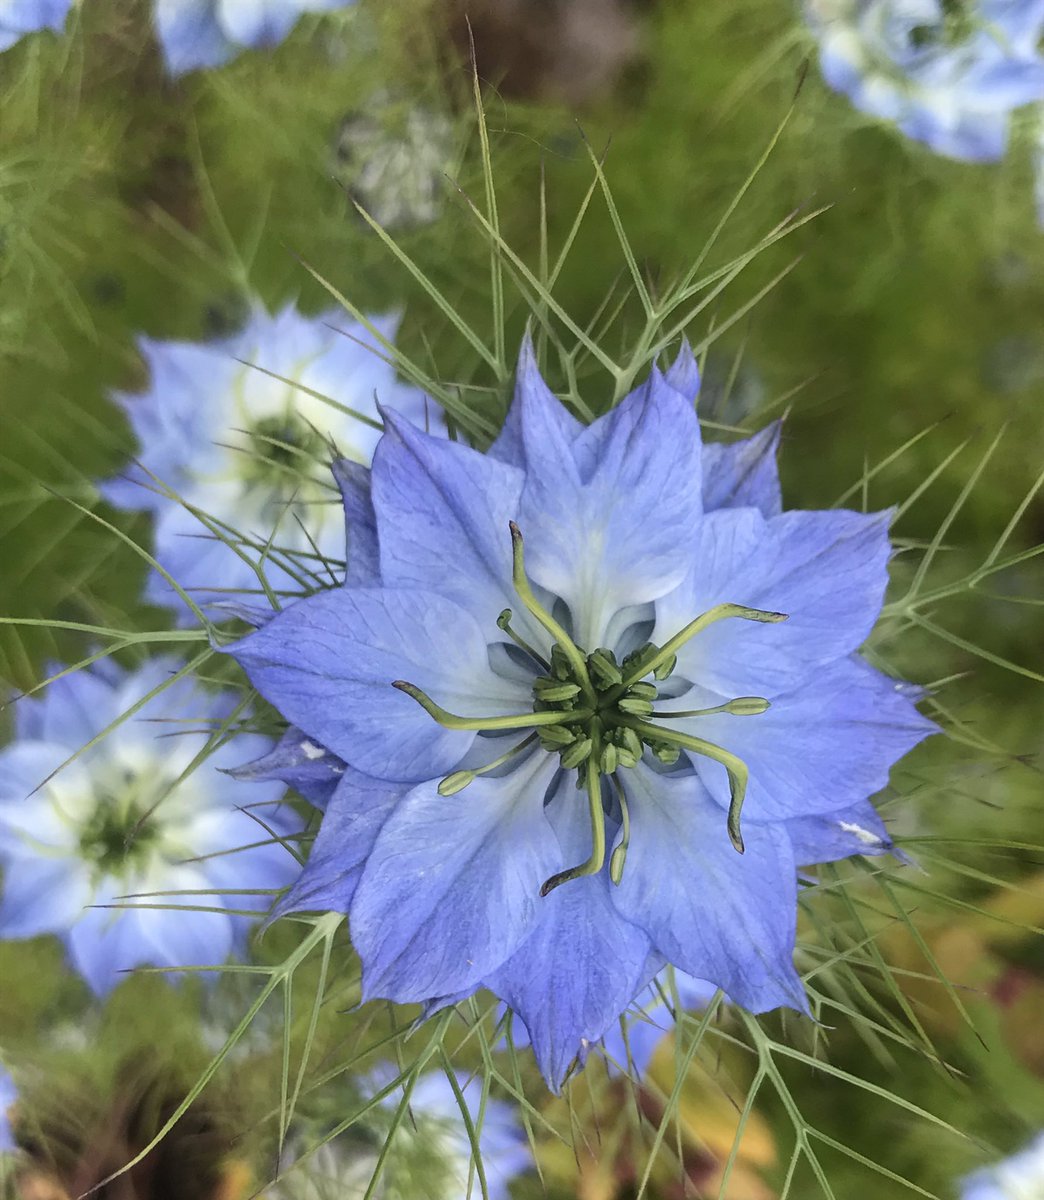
614, 603, 788, 693
509, 523, 597, 705
615, 715, 750, 854
437, 732, 539, 796
393, 681, 592, 732
496, 608, 550, 671
540, 736, 606, 896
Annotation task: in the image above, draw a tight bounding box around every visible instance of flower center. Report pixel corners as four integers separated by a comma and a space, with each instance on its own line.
394, 523, 787, 896
243, 415, 326, 489
78, 772, 167, 877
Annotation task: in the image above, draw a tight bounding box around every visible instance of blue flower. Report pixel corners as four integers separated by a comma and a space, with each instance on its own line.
227, 338, 937, 1091
961, 1133, 1044, 1198
0, 1066, 16, 1153
103, 304, 436, 621
807, 0, 1044, 161
0, 0, 72, 52
0, 659, 298, 995
272, 1069, 531, 1200
153, 0, 353, 74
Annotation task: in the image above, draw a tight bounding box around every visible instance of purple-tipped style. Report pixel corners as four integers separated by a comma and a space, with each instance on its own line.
807, 0, 1044, 161
226, 338, 936, 1091
153, 0, 352, 74
0, 0, 72, 52
0, 659, 298, 995
102, 304, 438, 621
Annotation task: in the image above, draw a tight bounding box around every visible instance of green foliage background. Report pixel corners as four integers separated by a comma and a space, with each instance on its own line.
1, 1, 1042, 1197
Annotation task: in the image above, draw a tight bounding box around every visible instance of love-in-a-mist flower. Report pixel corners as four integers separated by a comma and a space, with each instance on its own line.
103, 304, 437, 621
0, 659, 297, 995
0, 1066, 16, 1153
153, 0, 353, 74
0, 0, 72, 52
961, 1133, 1044, 1198
271, 1069, 531, 1200
227, 337, 936, 1091
807, 0, 1044, 161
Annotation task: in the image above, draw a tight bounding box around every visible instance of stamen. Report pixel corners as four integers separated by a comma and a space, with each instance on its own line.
540, 737, 607, 896
509, 523, 597, 704
651, 696, 771, 718
496, 608, 551, 671
616, 604, 788, 691
437, 732, 539, 795
609, 777, 631, 885
614, 715, 750, 854
393, 681, 592, 732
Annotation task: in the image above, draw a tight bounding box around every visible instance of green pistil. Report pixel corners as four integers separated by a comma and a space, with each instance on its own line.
244, 415, 325, 484
79, 793, 160, 874
393, 523, 787, 891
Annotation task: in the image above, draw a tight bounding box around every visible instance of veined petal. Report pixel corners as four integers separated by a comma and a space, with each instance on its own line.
0, 857, 92, 938
489, 334, 584, 468
785, 800, 896, 865
701, 423, 782, 517
612, 764, 807, 1014
663, 339, 701, 402
520, 367, 704, 646
228, 586, 525, 783
331, 457, 379, 586
274, 767, 409, 918
351, 753, 560, 1002
486, 774, 654, 1093
372, 410, 525, 632
231, 726, 346, 810
687, 657, 938, 824
656, 505, 894, 698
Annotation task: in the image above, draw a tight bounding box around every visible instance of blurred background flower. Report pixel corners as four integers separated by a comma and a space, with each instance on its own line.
0, 0, 72, 53
102, 305, 438, 618
0, 658, 297, 994
960, 1131, 1044, 1198
153, 0, 355, 75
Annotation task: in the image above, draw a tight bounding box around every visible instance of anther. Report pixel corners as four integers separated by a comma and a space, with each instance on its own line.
437, 732, 539, 795
652, 696, 772, 719
560, 737, 593, 770
587, 648, 622, 688
538, 724, 576, 749
609, 779, 631, 886
533, 678, 582, 703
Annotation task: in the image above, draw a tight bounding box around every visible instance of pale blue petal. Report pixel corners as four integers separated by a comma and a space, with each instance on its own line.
228, 586, 525, 782
612, 765, 807, 1013
655, 505, 893, 698
486, 774, 654, 1092
689, 657, 938, 824
701, 423, 782, 517
351, 754, 561, 1001
785, 801, 895, 865
231, 726, 346, 809
488, 334, 584, 468
663, 339, 700, 402
331, 457, 379, 586
372, 410, 525, 632
217, 0, 302, 46
274, 767, 409, 917
0, 857, 92, 937
519, 367, 704, 646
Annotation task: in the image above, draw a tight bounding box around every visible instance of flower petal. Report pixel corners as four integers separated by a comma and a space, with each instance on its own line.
655, 505, 894, 698
0, 857, 92, 938
687, 657, 938, 823
519, 367, 705, 646
331, 458, 379, 586
274, 767, 409, 917
785, 800, 895, 865
351, 753, 560, 1002
228, 586, 524, 782
372, 410, 524, 632
701, 423, 782, 517
489, 334, 584, 468
485, 774, 655, 1092
231, 726, 346, 810
612, 765, 807, 1013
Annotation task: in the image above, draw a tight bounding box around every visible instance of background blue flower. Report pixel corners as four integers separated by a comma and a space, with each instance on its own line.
228, 339, 937, 1090
102, 304, 436, 621
600, 969, 718, 1079
807, 0, 1044, 161
153, 0, 353, 74
0, 658, 298, 994
0, 0, 72, 52
960, 1132, 1044, 1197
0, 1065, 15, 1152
